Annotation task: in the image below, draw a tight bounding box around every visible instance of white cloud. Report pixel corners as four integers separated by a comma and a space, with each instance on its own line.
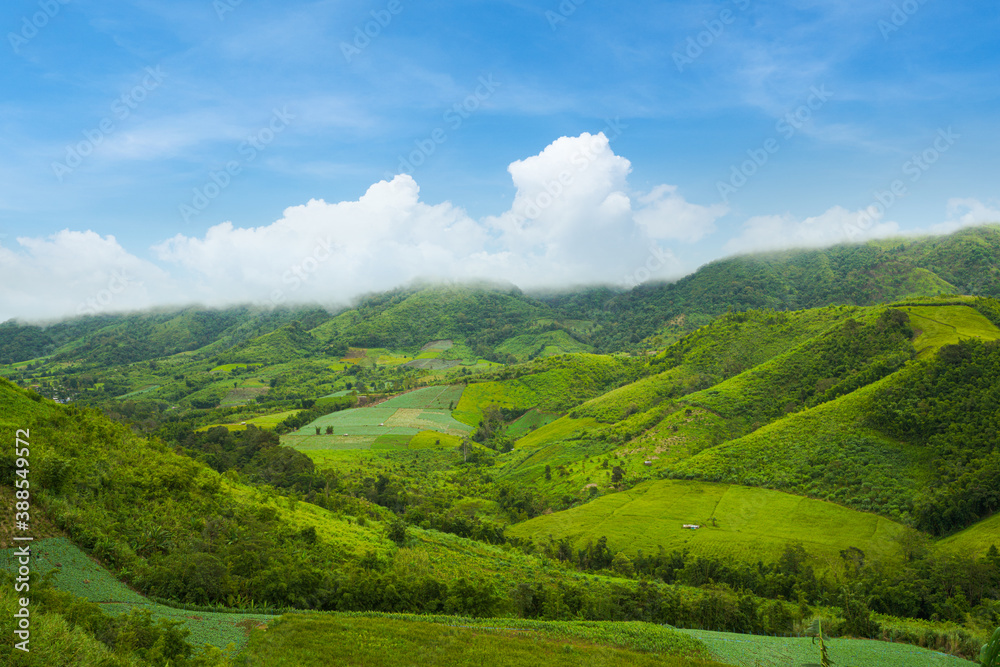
150, 132, 720, 306
0, 230, 173, 321
723, 205, 900, 255
634, 184, 728, 242
929, 197, 1000, 235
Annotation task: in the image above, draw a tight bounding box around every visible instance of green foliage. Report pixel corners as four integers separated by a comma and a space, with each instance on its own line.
547, 226, 1000, 352
453, 354, 642, 427
243, 613, 726, 667
865, 338, 1000, 533
309, 283, 554, 355
508, 479, 908, 569
802, 618, 833, 667
981, 626, 1000, 667
0, 568, 233, 666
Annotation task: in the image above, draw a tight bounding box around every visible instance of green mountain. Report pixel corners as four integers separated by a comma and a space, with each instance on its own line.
3, 226, 1000, 666
544, 225, 1000, 350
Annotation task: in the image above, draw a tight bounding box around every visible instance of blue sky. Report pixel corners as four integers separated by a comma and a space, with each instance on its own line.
1, 0, 998, 320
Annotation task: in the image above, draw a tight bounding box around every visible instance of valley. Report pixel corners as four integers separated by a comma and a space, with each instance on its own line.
2, 228, 1000, 665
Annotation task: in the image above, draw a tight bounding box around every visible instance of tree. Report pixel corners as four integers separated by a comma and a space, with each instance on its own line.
612, 551, 635, 578
388, 517, 408, 546
611, 465, 625, 484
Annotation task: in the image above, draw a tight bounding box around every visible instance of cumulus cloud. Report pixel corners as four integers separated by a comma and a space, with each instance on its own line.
723, 205, 900, 255
24, 135, 996, 323
150, 132, 721, 308
0, 230, 173, 321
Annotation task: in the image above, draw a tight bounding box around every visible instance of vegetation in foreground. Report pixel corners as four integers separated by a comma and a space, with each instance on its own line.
240, 613, 728, 667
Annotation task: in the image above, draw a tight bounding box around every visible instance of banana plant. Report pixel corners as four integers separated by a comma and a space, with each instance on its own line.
981, 626, 1000, 667
802, 619, 833, 667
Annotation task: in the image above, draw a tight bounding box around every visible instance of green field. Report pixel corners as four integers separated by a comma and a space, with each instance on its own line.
901, 305, 1000, 356
515, 415, 601, 449
198, 409, 301, 432
221, 386, 269, 406
409, 430, 465, 449
0, 537, 274, 651
507, 479, 909, 569
283, 386, 471, 455
242, 613, 726, 667
116, 384, 161, 398
210, 363, 263, 373
508, 408, 561, 438
681, 628, 975, 667
378, 385, 467, 410
935, 511, 1000, 557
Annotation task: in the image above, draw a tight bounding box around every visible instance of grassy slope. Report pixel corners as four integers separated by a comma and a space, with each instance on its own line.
0, 537, 272, 652
666, 377, 927, 520
935, 511, 1000, 557
901, 304, 1000, 356
496, 329, 595, 361
507, 480, 907, 570
666, 302, 1000, 520
242, 613, 728, 667
502, 305, 916, 506
454, 354, 640, 427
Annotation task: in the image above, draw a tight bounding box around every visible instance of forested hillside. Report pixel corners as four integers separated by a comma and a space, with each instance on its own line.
2, 227, 1000, 666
